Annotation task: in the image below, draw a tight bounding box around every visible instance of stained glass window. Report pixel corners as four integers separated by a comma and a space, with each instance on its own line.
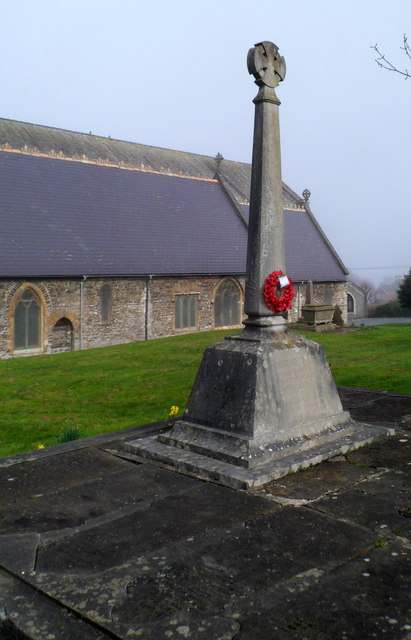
14, 289, 41, 350
214, 280, 240, 327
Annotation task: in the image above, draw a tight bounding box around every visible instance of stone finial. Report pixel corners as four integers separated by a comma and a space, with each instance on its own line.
302, 188, 311, 202
247, 41, 285, 102
213, 152, 224, 178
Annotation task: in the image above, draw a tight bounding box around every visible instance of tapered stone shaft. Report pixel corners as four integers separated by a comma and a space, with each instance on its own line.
244, 41, 286, 329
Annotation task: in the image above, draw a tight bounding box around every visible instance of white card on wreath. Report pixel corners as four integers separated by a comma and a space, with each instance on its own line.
278, 275, 290, 288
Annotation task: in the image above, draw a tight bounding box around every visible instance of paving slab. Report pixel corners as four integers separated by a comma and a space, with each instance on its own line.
24, 507, 376, 639
257, 458, 380, 504
0, 386, 410, 639
0, 447, 134, 502
34, 480, 277, 574
0, 570, 113, 640
337, 386, 411, 424
346, 430, 411, 469
0, 533, 40, 574
234, 539, 411, 639
312, 468, 411, 539
0, 461, 200, 534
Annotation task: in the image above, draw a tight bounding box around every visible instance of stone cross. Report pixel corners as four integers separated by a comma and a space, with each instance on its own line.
244, 41, 287, 331
128, 40, 393, 490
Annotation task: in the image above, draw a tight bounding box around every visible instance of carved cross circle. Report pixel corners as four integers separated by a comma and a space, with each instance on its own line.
247, 41, 286, 88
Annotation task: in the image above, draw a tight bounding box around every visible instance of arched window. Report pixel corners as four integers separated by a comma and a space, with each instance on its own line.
14, 288, 42, 350
51, 317, 73, 351
323, 286, 333, 304
347, 293, 355, 313
214, 279, 241, 328
101, 285, 112, 323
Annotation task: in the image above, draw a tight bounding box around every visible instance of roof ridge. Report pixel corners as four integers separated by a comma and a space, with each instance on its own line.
0, 117, 251, 168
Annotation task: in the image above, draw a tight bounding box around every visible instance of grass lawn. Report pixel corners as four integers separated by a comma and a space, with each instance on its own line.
0, 324, 410, 458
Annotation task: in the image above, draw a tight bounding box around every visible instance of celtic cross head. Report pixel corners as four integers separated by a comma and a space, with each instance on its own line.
247, 41, 286, 98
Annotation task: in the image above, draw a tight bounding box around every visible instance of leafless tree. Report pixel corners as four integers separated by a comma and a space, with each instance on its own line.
358, 279, 377, 304
371, 34, 410, 79
350, 276, 377, 304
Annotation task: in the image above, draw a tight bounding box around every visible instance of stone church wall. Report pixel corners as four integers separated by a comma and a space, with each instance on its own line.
0, 278, 147, 358
0, 276, 346, 358
346, 281, 367, 320
147, 276, 246, 339
291, 281, 347, 322
79, 278, 147, 350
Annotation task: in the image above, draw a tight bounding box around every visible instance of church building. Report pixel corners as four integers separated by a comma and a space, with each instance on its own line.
0, 118, 348, 358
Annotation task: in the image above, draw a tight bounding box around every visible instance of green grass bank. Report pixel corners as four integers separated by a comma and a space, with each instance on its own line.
1, 324, 410, 457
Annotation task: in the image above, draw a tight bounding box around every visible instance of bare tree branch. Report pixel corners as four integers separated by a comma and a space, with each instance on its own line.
371, 34, 410, 79
402, 34, 411, 61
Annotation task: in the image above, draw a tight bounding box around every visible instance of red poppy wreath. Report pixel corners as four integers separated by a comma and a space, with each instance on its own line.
263, 270, 294, 313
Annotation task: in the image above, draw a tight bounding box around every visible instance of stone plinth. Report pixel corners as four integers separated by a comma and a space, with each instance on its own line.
126, 329, 393, 489
178, 330, 347, 443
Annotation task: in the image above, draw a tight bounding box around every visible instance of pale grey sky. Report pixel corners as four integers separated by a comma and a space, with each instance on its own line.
1, 0, 409, 285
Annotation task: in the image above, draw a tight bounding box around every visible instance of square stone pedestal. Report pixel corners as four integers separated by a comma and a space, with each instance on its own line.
125, 329, 394, 489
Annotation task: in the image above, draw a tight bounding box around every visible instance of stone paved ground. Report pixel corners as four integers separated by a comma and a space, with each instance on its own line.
0, 387, 410, 640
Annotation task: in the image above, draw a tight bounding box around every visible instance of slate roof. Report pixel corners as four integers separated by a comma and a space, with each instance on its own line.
0, 151, 247, 277
0, 118, 301, 208
0, 118, 348, 281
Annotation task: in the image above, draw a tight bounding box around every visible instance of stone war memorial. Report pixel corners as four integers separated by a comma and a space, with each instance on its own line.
127, 41, 394, 488
1, 41, 410, 640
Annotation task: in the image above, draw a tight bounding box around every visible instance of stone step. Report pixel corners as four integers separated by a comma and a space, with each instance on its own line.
125, 423, 394, 490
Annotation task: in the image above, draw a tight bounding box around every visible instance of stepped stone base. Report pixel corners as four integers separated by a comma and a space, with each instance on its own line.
125, 329, 395, 489
125, 422, 394, 489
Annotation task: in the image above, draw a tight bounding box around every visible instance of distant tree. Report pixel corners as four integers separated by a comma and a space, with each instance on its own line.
397, 268, 411, 308
374, 275, 403, 305
371, 35, 410, 79
357, 279, 376, 304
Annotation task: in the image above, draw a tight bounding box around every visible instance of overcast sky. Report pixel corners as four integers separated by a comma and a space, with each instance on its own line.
1, 0, 409, 285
